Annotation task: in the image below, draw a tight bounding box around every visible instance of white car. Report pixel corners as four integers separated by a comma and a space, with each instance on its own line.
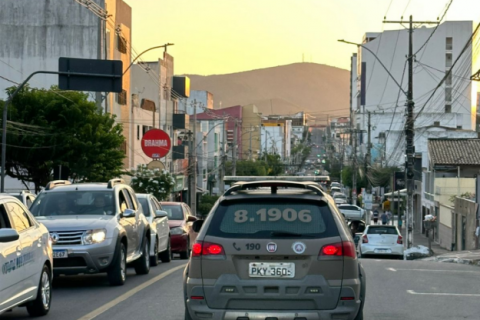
333, 193, 348, 205
337, 204, 365, 220
136, 194, 172, 266
359, 225, 404, 259
0, 195, 53, 316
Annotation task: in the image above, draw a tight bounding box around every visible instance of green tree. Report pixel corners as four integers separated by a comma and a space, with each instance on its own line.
262, 153, 284, 176
1, 86, 125, 192
198, 194, 220, 217
129, 165, 175, 200
225, 160, 267, 176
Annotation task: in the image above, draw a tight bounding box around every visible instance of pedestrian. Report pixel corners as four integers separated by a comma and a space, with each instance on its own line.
386, 210, 393, 223
381, 211, 388, 225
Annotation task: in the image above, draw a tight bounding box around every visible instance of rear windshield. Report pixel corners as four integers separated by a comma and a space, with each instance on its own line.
207, 199, 339, 239
338, 205, 358, 210
367, 227, 398, 235
138, 198, 151, 217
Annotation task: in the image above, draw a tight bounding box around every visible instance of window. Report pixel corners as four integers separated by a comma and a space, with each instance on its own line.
445, 87, 452, 102
121, 141, 127, 154
214, 156, 218, 168
446, 37, 453, 50
434, 121, 440, 126
445, 105, 452, 113
446, 53, 453, 68
117, 34, 127, 54
446, 72, 453, 86
367, 227, 398, 235
214, 133, 218, 152
203, 169, 207, 179
6, 202, 32, 232
123, 189, 137, 210
138, 198, 151, 217
0, 206, 11, 229
162, 204, 184, 220
137, 125, 140, 140
26, 197, 33, 208
142, 125, 152, 136
116, 90, 127, 105
119, 190, 130, 213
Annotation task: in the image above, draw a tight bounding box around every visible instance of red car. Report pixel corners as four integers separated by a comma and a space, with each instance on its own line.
161, 202, 197, 259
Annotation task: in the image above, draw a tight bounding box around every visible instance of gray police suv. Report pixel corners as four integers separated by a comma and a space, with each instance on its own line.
184, 181, 366, 320
30, 179, 151, 286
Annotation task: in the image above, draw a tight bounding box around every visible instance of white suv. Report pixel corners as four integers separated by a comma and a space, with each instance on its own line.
0, 195, 53, 316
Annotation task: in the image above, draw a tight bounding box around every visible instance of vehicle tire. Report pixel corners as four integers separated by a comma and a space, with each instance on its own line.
185, 306, 193, 320
150, 238, 159, 267
26, 264, 52, 317
134, 236, 151, 275
354, 265, 366, 320
180, 238, 190, 260
159, 237, 172, 263
108, 242, 127, 286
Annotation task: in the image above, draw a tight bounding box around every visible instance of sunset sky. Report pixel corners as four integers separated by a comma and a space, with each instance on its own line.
123, 0, 480, 75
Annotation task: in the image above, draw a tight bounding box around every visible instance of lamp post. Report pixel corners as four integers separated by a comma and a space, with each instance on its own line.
123, 43, 174, 75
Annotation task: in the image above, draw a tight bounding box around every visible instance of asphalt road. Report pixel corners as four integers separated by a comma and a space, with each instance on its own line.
3, 258, 480, 320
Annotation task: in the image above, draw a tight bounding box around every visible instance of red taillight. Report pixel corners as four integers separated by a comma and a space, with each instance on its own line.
362, 235, 368, 243
340, 297, 355, 301
320, 242, 356, 259
191, 241, 225, 257
191, 296, 204, 300
397, 235, 403, 244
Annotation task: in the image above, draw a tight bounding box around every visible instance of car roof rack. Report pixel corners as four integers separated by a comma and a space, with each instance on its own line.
45, 180, 72, 191
224, 180, 326, 196
224, 176, 331, 183
108, 178, 125, 189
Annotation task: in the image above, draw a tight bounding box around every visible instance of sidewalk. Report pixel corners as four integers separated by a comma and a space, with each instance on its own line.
422, 250, 480, 266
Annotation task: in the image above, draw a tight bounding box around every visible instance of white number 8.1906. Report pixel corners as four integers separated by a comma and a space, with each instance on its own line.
233, 208, 312, 223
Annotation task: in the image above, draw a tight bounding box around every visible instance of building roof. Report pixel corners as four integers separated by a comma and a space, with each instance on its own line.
428, 139, 480, 166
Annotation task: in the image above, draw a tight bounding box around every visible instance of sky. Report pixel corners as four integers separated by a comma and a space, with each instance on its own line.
123, 0, 480, 75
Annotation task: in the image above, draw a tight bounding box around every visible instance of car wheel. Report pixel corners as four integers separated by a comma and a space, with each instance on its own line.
159, 237, 172, 263
150, 238, 159, 267
135, 236, 151, 275
185, 306, 193, 320
26, 264, 52, 316
108, 242, 127, 286
180, 238, 190, 260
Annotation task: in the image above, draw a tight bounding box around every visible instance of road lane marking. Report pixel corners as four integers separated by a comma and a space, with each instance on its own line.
387, 267, 480, 273
77, 263, 186, 320
407, 290, 480, 297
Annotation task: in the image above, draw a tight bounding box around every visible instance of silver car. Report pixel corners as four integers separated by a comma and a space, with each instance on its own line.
184, 180, 366, 320
29, 179, 151, 286
359, 225, 404, 259
136, 193, 172, 265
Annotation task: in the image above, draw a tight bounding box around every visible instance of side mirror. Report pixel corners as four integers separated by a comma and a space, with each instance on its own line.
155, 210, 168, 219
192, 220, 204, 233
187, 215, 197, 222
0, 229, 20, 243
122, 208, 136, 218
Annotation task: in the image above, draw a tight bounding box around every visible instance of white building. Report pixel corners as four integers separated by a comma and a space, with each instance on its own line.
180, 90, 214, 115
351, 21, 479, 169
197, 119, 223, 194
261, 122, 291, 161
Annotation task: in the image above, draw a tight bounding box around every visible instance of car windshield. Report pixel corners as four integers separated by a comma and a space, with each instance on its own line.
138, 197, 151, 217
207, 199, 339, 239
162, 204, 184, 220
30, 191, 115, 217
334, 194, 346, 199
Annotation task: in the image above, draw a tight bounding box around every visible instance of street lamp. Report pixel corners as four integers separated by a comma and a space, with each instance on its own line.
337, 39, 407, 96
123, 43, 174, 75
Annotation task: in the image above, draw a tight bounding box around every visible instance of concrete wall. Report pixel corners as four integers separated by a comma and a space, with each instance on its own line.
182, 91, 213, 115
438, 218, 453, 251
454, 197, 478, 251
241, 104, 261, 160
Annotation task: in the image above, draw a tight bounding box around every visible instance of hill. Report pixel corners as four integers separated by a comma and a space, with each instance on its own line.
187, 62, 350, 118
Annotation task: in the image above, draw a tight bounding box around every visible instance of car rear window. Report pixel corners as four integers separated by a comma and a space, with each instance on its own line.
207, 199, 339, 239
367, 227, 398, 235
338, 205, 358, 210
138, 198, 151, 217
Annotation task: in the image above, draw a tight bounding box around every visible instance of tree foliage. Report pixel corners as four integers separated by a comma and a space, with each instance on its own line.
129, 165, 175, 200
198, 194, 220, 217
1, 86, 125, 192
225, 153, 284, 177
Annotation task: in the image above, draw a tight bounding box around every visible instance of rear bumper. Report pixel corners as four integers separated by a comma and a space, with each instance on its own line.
185, 302, 361, 320
171, 234, 188, 252
360, 244, 404, 256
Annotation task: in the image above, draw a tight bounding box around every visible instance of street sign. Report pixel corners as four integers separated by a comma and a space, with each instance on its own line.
141, 129, 171, 159
147, 160, 165, 171
58, 57, 123, 93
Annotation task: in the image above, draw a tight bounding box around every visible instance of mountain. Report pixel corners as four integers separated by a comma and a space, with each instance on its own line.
187, 62, 350, 118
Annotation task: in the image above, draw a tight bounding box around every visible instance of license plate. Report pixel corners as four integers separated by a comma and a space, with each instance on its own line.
249, 262, 295, 278
375, 249, 391, 253
53, 250, 68, 259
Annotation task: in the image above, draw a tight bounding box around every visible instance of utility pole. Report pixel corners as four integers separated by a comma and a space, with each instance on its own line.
249, 124, 253, 160
190, 100, 197, 215
219, 116, 226, 194
366, 111, 372, 193
186, 129, 193, 207
352, 129, 357, 203
232, 119, 237, 175
384, 16, 439, 248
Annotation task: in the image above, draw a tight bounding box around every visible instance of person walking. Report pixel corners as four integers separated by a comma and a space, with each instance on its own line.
372, 209, 379, 225
381, 211, 388, 225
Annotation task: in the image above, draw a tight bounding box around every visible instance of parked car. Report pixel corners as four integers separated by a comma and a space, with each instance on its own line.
331, 182, 341, 189
160, 202, 197, 259
9, 190, 36, 209
184, 180, 365, 320
359, 225, 404, 259
0, 195, 53, 316
330, 186, 342, 195
29, 179, 151, 286
136, 194, 172, 265
337, 204, 365, 220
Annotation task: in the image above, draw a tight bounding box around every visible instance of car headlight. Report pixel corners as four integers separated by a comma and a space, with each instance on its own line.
83, 229, 107, 245
170, 227, 186, 235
